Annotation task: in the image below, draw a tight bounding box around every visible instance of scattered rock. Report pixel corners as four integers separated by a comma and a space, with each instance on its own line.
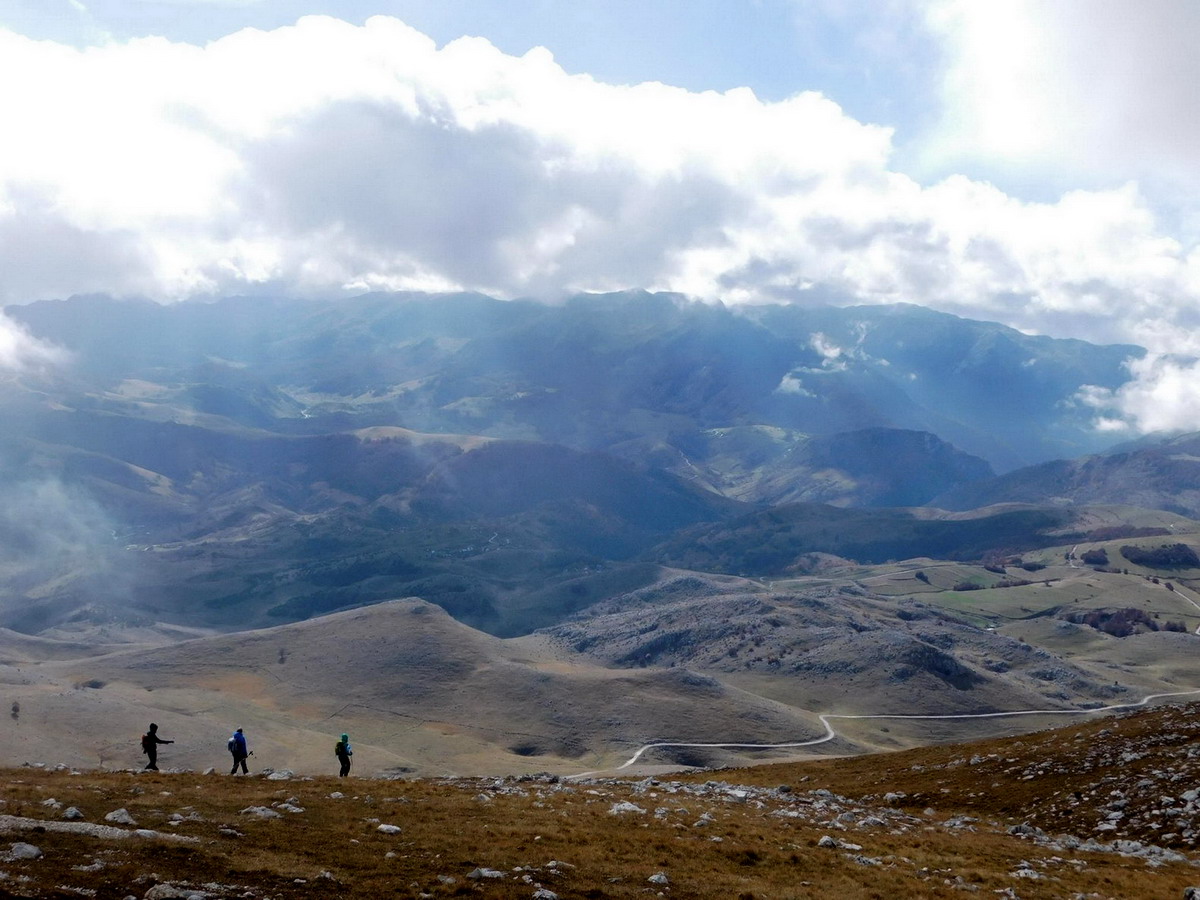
466, 868, 505, 880
239, 807, 282, 819
608, 801, 646, 815
105, 809, 137, 826
144, 885, 210, 899
377, 824, 402, 835
62, 807, 84, 821
7, 842, 42, 860
647, 873, 669, 885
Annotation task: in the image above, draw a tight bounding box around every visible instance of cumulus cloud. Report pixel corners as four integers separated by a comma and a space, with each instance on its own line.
927, 1, 1200, 188
0, 309, 66, 373
1, 14, 1199, 429
1080, 355, 1200, 435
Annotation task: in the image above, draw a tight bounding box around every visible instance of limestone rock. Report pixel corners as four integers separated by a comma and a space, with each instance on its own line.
608, 801, 646, 815
240, 806, 282, 819
466, 868, 505, 880
8, 842, 42, 860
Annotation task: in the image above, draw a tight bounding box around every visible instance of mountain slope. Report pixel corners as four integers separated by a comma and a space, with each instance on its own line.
933, 431, 1200, 517
5, 598, 828, 776
642, 425, 994, 507
647, 503, 1085, 573
6, 291, 1141, 471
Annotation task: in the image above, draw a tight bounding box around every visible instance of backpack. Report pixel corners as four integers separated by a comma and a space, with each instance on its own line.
227, 737, 237, 752
141, 733, 153, 754
334, 740, 346, 757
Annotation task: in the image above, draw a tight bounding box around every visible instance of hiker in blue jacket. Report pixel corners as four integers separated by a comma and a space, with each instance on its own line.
228, 727, 249, 775
335, 732, 353, 777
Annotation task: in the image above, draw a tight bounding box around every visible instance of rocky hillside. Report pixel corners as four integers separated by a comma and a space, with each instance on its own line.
4, 701, 1200, 898
933, 431, 1200, 518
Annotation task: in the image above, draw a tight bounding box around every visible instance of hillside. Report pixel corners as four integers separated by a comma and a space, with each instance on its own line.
4, 702, 1200, 898
1, 599, 830, 777
933, 431, 1200, 518
624, 425, 995, 507
646, 502, 1085, 572
6, 540, 1200, 778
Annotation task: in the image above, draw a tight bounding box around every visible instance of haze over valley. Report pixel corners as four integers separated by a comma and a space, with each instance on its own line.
1, 291, 1200, 778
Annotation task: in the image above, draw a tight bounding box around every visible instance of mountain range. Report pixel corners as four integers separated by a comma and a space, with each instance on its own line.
2, 291, 1200, 823
0, 290, 1194, 641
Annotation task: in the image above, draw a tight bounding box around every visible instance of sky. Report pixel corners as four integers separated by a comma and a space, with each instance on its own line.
1, 0, 1200, 432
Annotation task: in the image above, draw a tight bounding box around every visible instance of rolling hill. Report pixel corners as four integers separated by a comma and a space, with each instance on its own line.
933, 430, 1200, 518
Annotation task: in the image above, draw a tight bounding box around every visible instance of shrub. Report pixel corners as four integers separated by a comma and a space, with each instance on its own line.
1064, 607, 1159, 637
1120, 543, 1200, 569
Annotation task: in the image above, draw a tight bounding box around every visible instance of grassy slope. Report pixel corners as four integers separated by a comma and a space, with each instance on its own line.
3, 702, 1200, 898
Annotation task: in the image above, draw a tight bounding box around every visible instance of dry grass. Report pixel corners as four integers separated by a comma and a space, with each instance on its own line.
6, 704, 1200, 899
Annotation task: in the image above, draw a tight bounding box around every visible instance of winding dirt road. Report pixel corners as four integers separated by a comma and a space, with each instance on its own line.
573, 686, 1200, 777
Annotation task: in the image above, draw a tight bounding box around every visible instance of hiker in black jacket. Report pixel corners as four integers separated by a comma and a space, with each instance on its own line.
141, 723, 174, 771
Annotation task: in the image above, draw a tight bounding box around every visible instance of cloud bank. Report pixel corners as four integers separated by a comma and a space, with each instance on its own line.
929, 0, 1200, 195
0, 14, 1198, 428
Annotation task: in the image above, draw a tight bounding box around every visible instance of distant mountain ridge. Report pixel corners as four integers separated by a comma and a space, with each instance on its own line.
0, 291, 1165, 637
7, 291, 1140, 472
932, 431, 1200, 518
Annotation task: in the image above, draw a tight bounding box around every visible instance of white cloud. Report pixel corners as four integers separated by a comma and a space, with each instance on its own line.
0, 313, 66, 372
1, 14, 1200, 431
1080, 355, 1200, 435
925, 1, 1200, 194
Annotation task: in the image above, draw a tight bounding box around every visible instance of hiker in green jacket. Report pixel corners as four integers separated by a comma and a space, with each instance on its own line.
335, 733, 353, 777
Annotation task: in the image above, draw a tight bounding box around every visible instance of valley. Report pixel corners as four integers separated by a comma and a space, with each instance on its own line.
6, 526, 1200, 777
2, 292, 1200, 781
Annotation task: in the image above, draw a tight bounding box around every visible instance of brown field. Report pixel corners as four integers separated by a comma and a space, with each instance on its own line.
4, 701, 1200, 899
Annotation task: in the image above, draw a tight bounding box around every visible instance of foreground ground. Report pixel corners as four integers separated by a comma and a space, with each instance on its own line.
5, 703, 1200, 898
